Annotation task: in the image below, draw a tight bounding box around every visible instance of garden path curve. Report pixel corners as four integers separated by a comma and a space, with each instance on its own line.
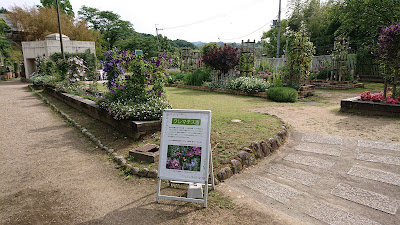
223, 129, 400, 223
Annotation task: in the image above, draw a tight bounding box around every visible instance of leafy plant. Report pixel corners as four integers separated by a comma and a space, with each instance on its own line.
183, 67, 212, 86
227, 76, 271, 93
378, 22, 400, 99
283, 26, 315, 89
97, 49, 171, 121
202, 44, 239, 80
267, 87, 298, 102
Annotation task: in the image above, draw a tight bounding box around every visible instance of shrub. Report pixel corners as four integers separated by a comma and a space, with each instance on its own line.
203, 44, 239, 75
183, 68, 211, 86
227, 76, 270, 93
30, 74, 58, 86
267, 87, 298, 102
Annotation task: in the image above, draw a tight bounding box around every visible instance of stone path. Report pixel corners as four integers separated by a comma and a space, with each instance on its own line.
223, 132, 400, 225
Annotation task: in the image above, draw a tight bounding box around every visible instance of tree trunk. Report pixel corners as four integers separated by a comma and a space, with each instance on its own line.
392, 67, 398, 99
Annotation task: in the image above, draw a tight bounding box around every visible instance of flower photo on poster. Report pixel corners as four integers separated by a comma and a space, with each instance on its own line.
166, 145, 202, 171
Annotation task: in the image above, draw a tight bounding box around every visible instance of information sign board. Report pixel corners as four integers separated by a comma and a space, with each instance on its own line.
158, 109, 211, 183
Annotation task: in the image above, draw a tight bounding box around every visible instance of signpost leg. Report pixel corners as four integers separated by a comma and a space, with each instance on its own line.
203, 180, 208, 208
156, 178, 162, 203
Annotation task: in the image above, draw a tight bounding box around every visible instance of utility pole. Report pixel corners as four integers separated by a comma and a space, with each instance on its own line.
155, 24, 163, 52
56, 0, 65, 59
276, 0, 282, 58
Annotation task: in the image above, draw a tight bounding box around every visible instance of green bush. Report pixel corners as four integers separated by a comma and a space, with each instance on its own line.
30, 74, 59, 87
227, 76, 271, 93
183, 68, 211, 86
267, 87, 298, 102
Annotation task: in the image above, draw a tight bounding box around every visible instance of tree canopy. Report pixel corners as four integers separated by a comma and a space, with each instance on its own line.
262, 0, 400, 56
78, 6, 134, 48
40, 0, 74, 17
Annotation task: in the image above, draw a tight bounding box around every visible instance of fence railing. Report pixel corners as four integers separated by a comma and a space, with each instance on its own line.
255, 54, 357, 72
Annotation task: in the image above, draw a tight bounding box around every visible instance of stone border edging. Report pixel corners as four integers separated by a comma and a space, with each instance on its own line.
216, 113, 288, 181
28, 85, 157, 179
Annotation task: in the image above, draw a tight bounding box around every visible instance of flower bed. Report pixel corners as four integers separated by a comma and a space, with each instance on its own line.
340, 96, 400, 116
44, 86, 161, 139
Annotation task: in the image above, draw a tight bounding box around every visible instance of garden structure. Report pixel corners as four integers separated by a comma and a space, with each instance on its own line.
21, 33, 95, 79
239, 39, 256, 76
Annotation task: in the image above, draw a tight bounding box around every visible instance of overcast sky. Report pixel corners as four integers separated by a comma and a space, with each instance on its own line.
2, 0, 289, 43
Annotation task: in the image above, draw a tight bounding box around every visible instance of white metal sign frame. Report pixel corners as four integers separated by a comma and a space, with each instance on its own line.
156, 109, 214, 207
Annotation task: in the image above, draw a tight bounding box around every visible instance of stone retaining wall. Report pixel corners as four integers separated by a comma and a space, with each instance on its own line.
44, 87, 161, 139
340, 96, 400, 117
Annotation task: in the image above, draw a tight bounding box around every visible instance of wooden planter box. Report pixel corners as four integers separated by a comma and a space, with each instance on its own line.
310, 79, 364, 90
44, 87, 161, 139
340, 96, 400, 117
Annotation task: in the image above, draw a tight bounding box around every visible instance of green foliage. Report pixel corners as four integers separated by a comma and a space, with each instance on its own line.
283, 26, 315, 89
36, 56, 57, 75
78, 6, 134, 48
238, 54, 254, 73
31, 74, 59, 86
273, 72, 284, 87
0, 18, 11, 59
201, 42, 220, 56
183, 68, 212, 86
267, 87, 298, 102
40, 0, 74, 17
262, 19, 289, 57
227, 76, 271, 93
51, 50, 97, 80
170, 39, 197, 49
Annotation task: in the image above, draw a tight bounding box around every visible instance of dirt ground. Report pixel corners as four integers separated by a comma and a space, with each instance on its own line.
252, 91, 400, 142
1, 80, 399, 224
0, 80, 298, 224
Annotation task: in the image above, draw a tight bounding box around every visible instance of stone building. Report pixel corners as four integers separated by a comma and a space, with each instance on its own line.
21, 33, 95, 79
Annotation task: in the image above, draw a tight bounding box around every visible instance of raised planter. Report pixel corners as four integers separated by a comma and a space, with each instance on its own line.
340, 96, 400, 117
44, 87, 161, 139
310, 79, 364, 89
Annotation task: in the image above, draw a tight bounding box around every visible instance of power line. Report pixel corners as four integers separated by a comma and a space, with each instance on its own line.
160, 0, 264, 30
219, 19, 274, 41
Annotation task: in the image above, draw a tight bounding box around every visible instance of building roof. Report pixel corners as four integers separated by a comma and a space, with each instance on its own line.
45, 33, 70, 41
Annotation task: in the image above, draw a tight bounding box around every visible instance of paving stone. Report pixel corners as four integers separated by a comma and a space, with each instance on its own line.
356, 153, 400, 166
268, 164, 320, 186
284, 153, 335, 169
242, 176, 299, 204
306, 202, 381, 225
301, 134, 343, 145
331, 183, 400, 215
347, 165, 400, 186
358, 140, 400, 152
295, 143, 342, 156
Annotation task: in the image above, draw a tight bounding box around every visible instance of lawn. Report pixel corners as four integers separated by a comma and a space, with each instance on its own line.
165, 87, 283, 170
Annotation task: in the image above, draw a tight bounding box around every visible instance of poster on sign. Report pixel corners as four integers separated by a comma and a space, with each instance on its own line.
158, 109, 211, 183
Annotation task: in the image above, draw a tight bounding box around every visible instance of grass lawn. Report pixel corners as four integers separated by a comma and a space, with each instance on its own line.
165, 87, 283, 170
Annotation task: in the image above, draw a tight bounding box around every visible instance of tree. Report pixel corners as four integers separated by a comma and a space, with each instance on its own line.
202, 44, 239, 80
0, 18, 11, 58
262, 19, 289, 57
7, 6, 99, 42
78, 6, 134, 48
336, 0, 400, 49
170, 39, 197, 49
40, 0, 74, 17
201, 42, 220, 56
378, 22, 400, 99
